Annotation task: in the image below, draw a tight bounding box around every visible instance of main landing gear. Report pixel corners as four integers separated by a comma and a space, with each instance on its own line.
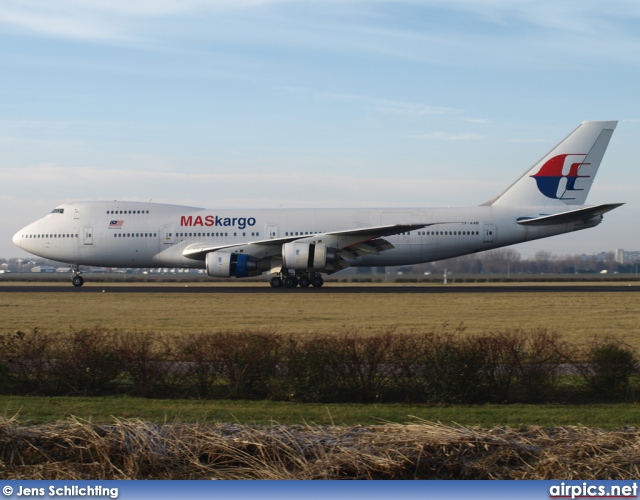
70, 264, 84, 287
270, 271, 324, 289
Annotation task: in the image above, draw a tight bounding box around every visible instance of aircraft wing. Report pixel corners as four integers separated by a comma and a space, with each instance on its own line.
516, 203, 624, 226
182, 223, 431, 263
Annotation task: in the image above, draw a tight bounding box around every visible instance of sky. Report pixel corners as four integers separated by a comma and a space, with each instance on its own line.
2, 0, 639, 260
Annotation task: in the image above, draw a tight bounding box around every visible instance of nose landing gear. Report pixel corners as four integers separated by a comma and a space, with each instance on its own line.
70, 264, 84, 287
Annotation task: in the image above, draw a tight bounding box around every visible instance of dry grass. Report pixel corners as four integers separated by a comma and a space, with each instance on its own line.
1, 289, 639, 348
1, 416, 639, 479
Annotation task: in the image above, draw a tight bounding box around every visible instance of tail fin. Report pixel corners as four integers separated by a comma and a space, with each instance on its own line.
487, 121, 617, 207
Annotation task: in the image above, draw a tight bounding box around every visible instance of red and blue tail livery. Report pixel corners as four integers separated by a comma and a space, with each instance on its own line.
530, 154, 589, 201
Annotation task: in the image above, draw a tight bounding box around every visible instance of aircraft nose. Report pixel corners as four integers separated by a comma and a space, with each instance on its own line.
12, 230, 22, 249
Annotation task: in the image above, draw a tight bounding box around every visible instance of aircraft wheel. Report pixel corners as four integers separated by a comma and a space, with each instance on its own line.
270, 277, 283, 288
299, 276, 310, 288
283, 276, 297, 288
72, 275, 85, 288
311, 276, 324, 288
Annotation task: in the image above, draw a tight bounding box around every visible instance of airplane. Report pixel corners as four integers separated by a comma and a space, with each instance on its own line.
12, 120, 623, 289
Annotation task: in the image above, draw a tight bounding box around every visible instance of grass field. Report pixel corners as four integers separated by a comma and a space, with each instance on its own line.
1, 283, 639, 347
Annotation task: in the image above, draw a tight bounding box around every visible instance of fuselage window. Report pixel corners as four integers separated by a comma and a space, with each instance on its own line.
225, 232, 228, 237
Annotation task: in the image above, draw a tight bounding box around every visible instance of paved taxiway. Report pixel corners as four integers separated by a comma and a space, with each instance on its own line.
1, 285, 640, 294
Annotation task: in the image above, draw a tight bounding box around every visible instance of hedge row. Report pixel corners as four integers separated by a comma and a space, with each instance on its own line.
0, 328, 637, 403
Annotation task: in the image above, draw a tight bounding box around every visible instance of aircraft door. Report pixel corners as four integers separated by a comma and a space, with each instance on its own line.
82, 226, 93, 245
483, 224, 496, 243
160, 225, 174, 246
265, 223, 278, 239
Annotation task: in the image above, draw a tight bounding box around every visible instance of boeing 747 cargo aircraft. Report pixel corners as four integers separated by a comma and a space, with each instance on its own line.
13, 121, 623, 289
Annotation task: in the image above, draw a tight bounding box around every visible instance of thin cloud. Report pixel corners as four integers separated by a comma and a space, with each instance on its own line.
0, 164, 499, 206
462, 118, 490, 124
411, 132, 484, 141
281, 87, 460, 116
1, 1, 639, 69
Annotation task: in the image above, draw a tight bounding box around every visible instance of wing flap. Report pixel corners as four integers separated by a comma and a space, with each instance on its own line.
340, 238, 395, 258
182, 235, 301, 260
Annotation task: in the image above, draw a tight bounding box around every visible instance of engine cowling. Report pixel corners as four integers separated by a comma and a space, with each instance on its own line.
282, 242, 335, 271
206, 251, 256, 278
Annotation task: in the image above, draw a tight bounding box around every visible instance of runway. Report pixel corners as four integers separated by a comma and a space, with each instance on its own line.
2, 284, 640, 294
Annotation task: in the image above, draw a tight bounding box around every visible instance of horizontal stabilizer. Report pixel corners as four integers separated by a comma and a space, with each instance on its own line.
516, 203, 624, 226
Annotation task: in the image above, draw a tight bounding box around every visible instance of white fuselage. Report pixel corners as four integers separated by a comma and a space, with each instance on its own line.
12, 201, 600, 270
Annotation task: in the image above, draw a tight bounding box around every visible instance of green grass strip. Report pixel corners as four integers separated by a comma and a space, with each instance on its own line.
2, 395, 640, 429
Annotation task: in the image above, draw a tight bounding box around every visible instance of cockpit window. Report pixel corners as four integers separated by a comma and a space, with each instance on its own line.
50, 209, 64, 214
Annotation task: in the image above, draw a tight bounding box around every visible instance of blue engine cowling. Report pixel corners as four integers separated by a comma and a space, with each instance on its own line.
206, 251, 255, 278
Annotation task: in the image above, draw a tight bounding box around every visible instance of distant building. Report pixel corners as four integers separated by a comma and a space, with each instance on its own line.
615, 249, 640, 264
31, 266, 56, 273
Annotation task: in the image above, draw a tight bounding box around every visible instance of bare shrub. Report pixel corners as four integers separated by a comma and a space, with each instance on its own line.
48, 329, 123, 395
173, 333, 224, 398
210, 331, 283, 399
409, 327, 490, 403
116, 332, 174, 398
0, 329, 57, 394
486, 329, 569, 402
575, 338, 639, 397
274, 334, 338, 402
277, 330, 408, 403
323, 330, 400, 403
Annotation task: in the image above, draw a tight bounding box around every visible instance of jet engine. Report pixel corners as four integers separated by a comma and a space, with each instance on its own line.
282, 242, 337, 271
206, 251, 256, 278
